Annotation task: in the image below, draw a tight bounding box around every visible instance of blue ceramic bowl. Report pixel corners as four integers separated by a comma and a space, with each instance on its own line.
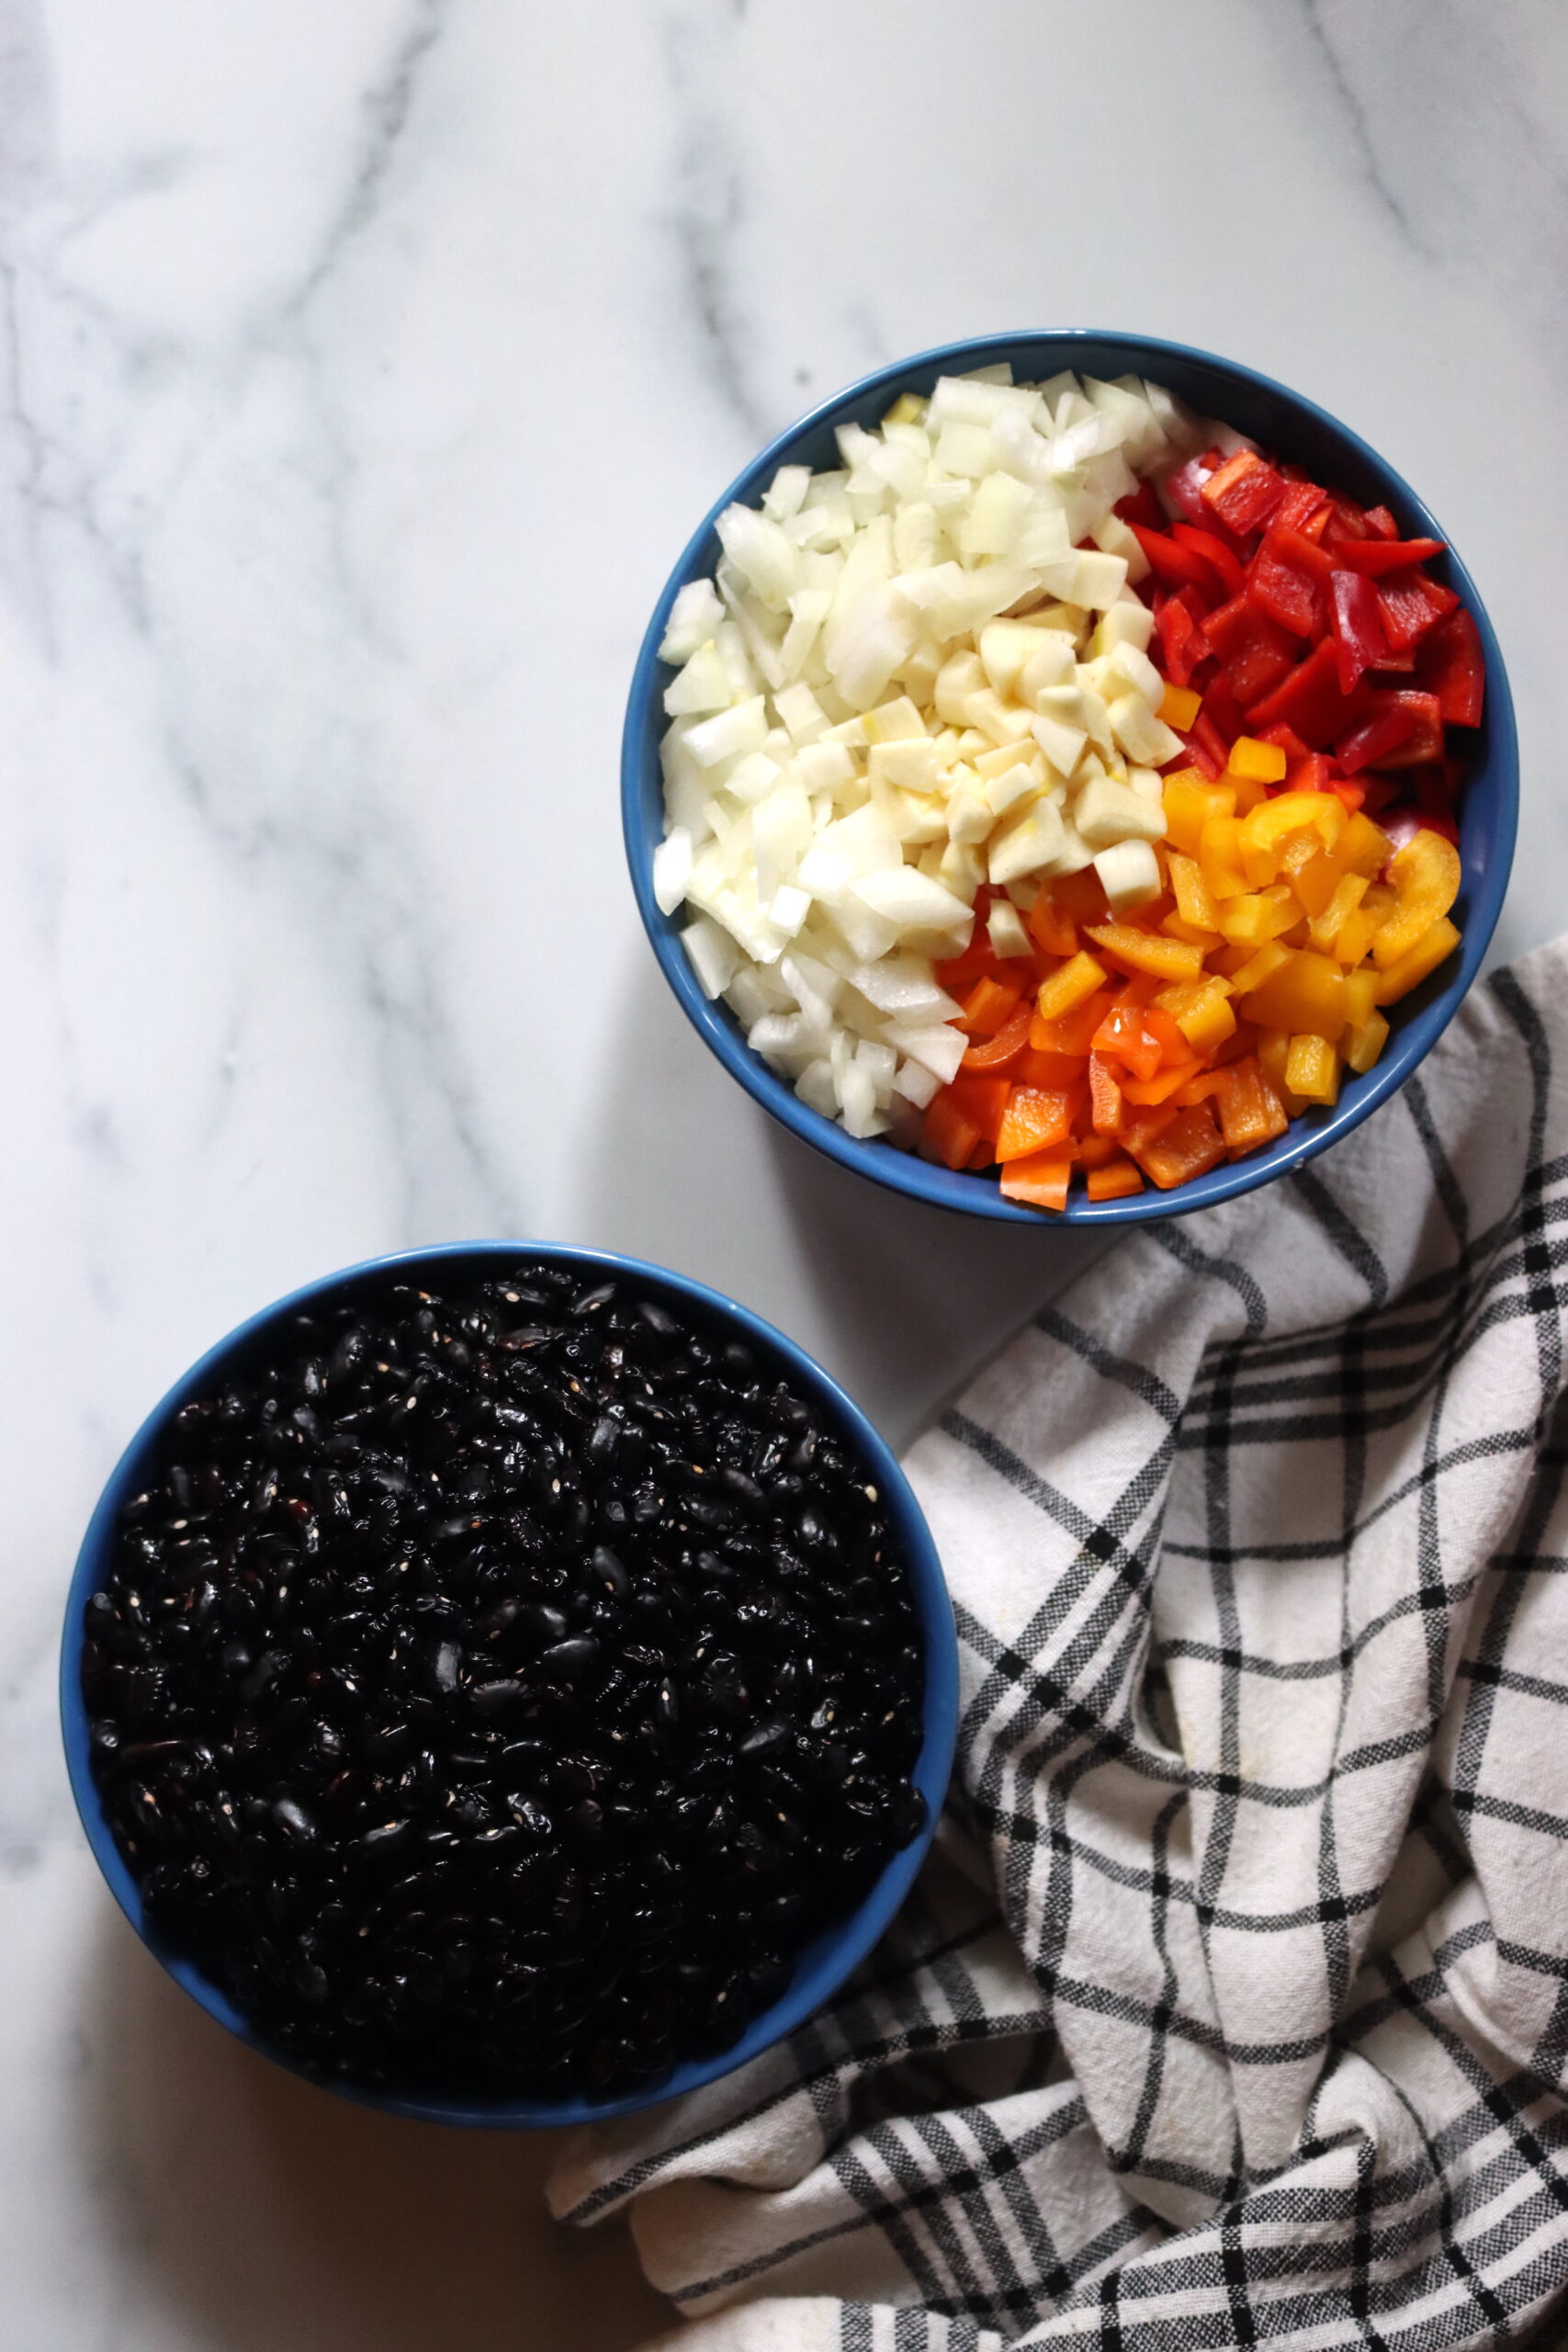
624, 330, 1517, 1224
61, 1241, 957, 2128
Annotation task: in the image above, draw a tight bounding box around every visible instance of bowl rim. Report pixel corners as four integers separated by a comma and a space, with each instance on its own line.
60, 1238, 959, 2129
623, 327, 1519, 1227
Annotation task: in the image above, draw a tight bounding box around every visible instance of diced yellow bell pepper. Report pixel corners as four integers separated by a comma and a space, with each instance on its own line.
1282, 842, 1348, 921
1375, 915, 1461, 1004
1343, 1012, 1390, 1075
1036, 951, 1109, 1021
1286, 1033, 1340, 1105
1158, 682, 1201, 732
1227, 735, 1289, 785
1239, 949, 1348, 1042
1339, 812, 1395, 877
1371, 830, 1462, 969
1083, 922, 1205, 982
1258, 1028, 1309, 1117
1162, 912, 1224, 952
1199, 815, 1253, 901
1243, 789, 1346, 860
1308, 872, 1371, 955
1157, 976, 1236, 1054
1163, 773, 1235, 858
1232, 774, 1272, 817
1341, 967, 1381, 1030
1224, 940, 1294, 998
1215, 883, 1300, 951
1168, 852, 1220, 933
1332, 904, 1382, 967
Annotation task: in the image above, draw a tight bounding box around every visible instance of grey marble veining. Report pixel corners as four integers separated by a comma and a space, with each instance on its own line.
3, 5, 1565, 2346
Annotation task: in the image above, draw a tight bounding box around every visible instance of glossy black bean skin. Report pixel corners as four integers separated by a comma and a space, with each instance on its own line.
85, 1265, 926, 2103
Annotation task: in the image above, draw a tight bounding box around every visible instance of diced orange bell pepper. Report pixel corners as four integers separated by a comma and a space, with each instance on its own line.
1086, 1156, 1145, 1202
1159, 977, 1237, 1055
1285, 1034, 1340, 1105
1014, 1046, 1084, 1088
1212, 1057, 1291, 1156
920, 1090, 982, 1170
1168, 852, 1221, 933
1027, 893, 1078, 959
1238, 949, 1348, 1042
1163, 773, 1235, 858
1131, 1100, 1227, 1189
1119, 1101, 1179, 1159
996, 1081, 1082, 1160
1092, 1001, 1162, 1081
950, 1072, 1013, 1142
1343, 1011, 1391, 1074
1077, 1131, 1120, 1169
1083, 922, 1205, 982
958, 976, 1023, 1037
1375, 915, 1461, 1003
1120, 1055, 1203, 1107
961, 1002, 1032, 1072
1036, 951, 1109, 1022
1031, 988, 1115, 1056
1372, 830, 1461, 968
999, 1142, 1075, 1212
1050, 869, 1112, 926
1088, 1052, 1123, 1135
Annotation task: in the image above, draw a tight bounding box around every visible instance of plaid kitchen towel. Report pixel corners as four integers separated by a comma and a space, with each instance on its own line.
550, 937, 1568, 2350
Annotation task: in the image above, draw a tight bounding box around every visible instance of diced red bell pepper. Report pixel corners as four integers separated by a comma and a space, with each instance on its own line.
1336, 689, 1443, 775
1362, 504, 1400, 541
1377, 567, 1459, 651
1171, 523, 1246, 598
1414, 605, 1485, 726
1164, 453, 1218, 526
948, 1072, 1013, 1143
1201, 672, 1246, 746
1201, 594, 1299, 708
1246, 636, 1373, 749
1246, 528, 1322, 638
1273, 479, 1329, 533
1130, 523, 1217, 594
1335, 536, 1446, 577
1114, 479, 1165, 533
1322, 496, 1372, 549
1190, 711, 1233, 775
1154, 593, 1210, 687
1329, 570, 1391, 693
1201, 449, 1285, 536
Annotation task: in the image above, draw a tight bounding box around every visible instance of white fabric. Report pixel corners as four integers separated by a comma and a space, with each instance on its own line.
552, 938, 1568, 2351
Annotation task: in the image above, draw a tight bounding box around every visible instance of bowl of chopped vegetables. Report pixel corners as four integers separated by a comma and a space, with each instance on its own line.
623, 332, 1517, 1222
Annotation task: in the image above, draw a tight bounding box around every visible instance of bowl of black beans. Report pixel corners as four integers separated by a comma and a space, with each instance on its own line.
61, 1242, 955, 2124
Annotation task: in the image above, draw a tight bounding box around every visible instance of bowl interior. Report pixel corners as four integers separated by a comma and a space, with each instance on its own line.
624, 330, 1517, 1226
61, 1241, 958, 2128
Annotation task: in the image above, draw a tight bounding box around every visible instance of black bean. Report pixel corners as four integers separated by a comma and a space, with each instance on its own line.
84, 1259, 926, 2104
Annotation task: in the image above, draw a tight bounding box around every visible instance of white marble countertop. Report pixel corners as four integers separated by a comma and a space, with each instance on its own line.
5, 5, 1566, 2346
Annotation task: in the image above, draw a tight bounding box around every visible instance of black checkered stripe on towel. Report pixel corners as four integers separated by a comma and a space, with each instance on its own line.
551, 941, 1568, 2352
